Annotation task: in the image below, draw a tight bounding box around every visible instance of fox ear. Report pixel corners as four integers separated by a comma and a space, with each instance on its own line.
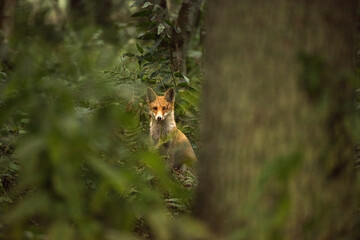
164, 88, 175, 103
147, 88, 157, 102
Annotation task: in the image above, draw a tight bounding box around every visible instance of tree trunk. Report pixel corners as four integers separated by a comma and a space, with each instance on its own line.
68, 0, 86, 21
194, 0, 358, 239
69, 0, 85, 12
95, 0, 112, 26
0, 0, 16, 69
0, 0, 16, 45
170, 0, 202, 74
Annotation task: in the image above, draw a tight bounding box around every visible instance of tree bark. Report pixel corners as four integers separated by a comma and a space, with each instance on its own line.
0, 0, 16, 45
68, 0, 86, 21
170, 0, 202, 74
95, 0, 112, 26
0, 0, 16, 69
69, 0, 85, 12
194, 0, 358, 239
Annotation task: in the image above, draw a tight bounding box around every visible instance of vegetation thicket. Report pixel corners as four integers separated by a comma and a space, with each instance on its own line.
0, 1, 204, 239
0, 1, 359, 240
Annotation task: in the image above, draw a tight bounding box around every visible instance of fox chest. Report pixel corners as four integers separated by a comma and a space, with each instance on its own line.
150, 124, 172, 144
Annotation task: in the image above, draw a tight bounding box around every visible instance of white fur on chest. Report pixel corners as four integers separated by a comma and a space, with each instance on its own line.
150, 112, 176, 143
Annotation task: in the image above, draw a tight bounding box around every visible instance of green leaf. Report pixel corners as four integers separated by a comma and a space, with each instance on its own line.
163, 76, 171, 83
136, 43, 144, 54
143, 62, 153, 68
181, 74, 190, 83
122, 53, 135, 57
136, 21, 155, 28
174, 25, 181, 33
177, 81, 188, 87
88, 158, 133, 196
130, 0, 145, 8
7, 193, 49, 224
9, 161, 20, 171
0, 71, 7, 79
163, 19, 174, 27
131, 10, 151, 17
0, 196, 12, 203
138, 33, 157, 40
150, 71, 159, 79
142, 1, 152, 8
157, 23, 165, 35
150, 39, 162, 54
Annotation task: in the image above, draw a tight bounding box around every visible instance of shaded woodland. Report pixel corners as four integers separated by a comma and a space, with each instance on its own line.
0, 1, 359, 239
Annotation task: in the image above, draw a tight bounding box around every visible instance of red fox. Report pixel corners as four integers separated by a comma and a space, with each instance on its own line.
147, 88, 197, 169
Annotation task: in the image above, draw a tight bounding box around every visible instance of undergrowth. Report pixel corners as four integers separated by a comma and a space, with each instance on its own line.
0, 2, 204, 239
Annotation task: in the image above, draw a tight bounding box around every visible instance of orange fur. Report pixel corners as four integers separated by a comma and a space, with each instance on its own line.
147, 88, 197, 169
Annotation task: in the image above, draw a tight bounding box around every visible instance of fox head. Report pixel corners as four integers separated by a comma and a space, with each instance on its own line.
147, 88, 175, 122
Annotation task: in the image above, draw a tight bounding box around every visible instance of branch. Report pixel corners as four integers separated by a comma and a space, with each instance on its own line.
170, 0, 202, 73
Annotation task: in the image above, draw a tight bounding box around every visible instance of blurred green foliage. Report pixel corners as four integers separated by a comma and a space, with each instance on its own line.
0, 1, 204, 239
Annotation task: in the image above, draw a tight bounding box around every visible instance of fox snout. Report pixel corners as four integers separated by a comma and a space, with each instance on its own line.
155, 112, 164, 121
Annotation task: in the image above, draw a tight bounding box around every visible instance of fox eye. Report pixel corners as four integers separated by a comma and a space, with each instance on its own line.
153, 107, 157, 110
162, 107, 165, 111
